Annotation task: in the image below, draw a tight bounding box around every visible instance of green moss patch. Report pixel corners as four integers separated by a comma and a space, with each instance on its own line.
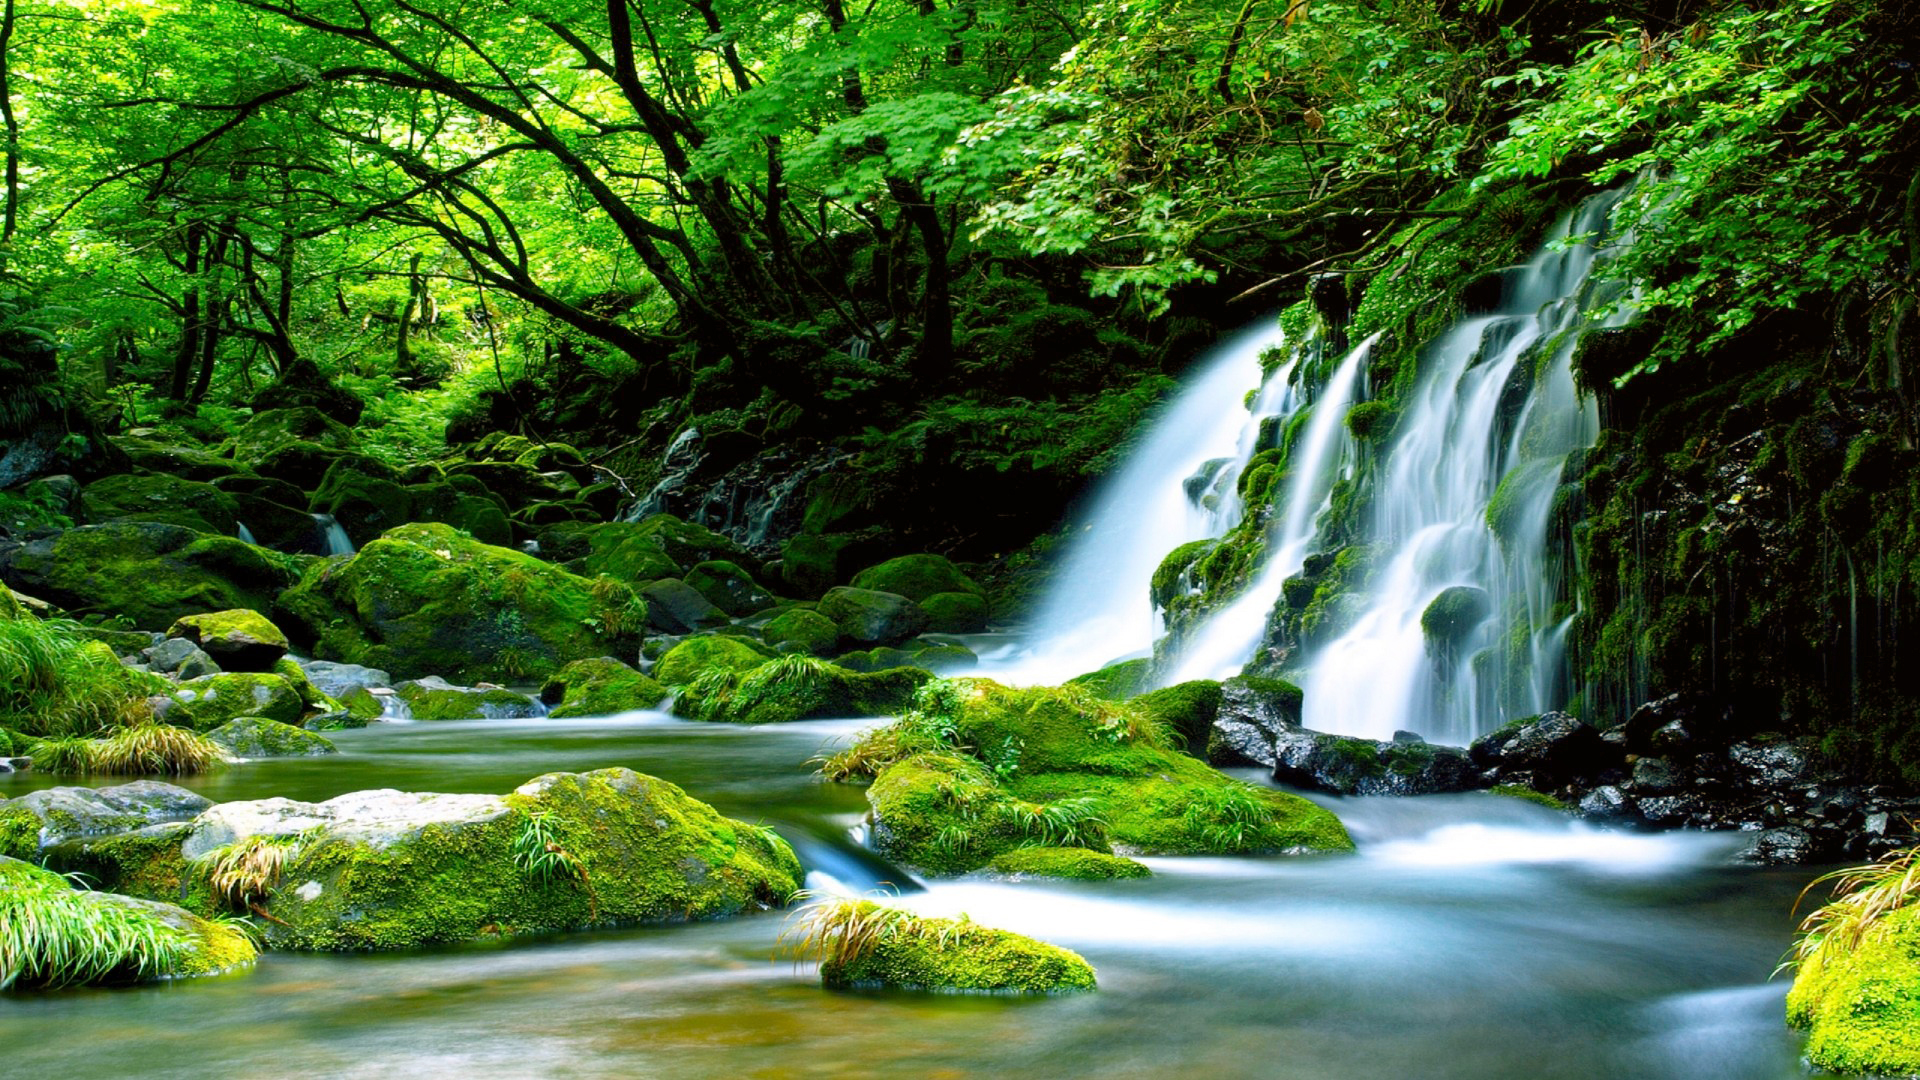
675, 655, 930, 724
654, 635, 775, 686
1788, 904, 1920, 1076
540, 657, 669, 717
988, 847, 1151, 880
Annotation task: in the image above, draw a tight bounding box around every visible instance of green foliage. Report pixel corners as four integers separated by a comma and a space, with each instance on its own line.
0, 617, 157, 738
0, 858, 254, 990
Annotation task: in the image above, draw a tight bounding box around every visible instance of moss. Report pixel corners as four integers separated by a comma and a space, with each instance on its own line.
988, 847, 1150, 880
167, 609, 289, 672
684, 560, 775, 616
821, 912, 1097, 994
206, 717, 338, 758
762, 607, 841, 655
0, 854, 256, 986
676, 655, 930, 724
1151, 539, 1218, 608
169, 673, 304, 731
395, 679, 541, 721
1489, 785, 1570, 812
1135, 679, 1224, 759
1788, 904, 1920, 1076
43, 823, 205, 907
540, 657, 669, 717
850, 554, 983, 603
654, 634, 775, 686
276, 522, 645, 683
1345, 400, 1398, 441
1, 523, 300, 629
576, 523, 683, 582
1422, 587, 1490, 647
1066, 658, 1153, 701
919, 591, 989, 633
79, 473, 239, 535
253, 768, 802, 951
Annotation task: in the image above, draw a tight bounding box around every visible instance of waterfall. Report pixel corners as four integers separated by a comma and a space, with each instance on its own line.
314, 513, 356, 557
1164, 334, 1375, 683
235, 522, 257, 546
990, 319, 1301, 685
1300, 187, 1631, 744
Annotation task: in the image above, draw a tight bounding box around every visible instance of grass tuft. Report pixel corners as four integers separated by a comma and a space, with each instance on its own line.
0, 863, 188, 990
1783, 845, 1920, 976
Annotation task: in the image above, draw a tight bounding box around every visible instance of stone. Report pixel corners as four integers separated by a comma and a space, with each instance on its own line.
1577, 785, 1635, 822
175, 649, 222, 681
167, 609, 291, 672
1737, 825, 1818, 865
538, 657, 668, 718
1207, 675, 1304, 768
298, 660, 394, 699
206, 716, 339, 758
144, 636, 204, 674
919, 590, 989, 633
79, 473, 240, 535
394, 676, 543, 720
639, 577, 731, 633
1270, 729, 1480, 797
819, 586, 929, 647
849, 554, 983, 603
1628, 756, 1681, 795
761, 607, 840, 655
169, 673, 306, 730
684, 560, 774, 616
0, 523, 299, 629
0, 781, 212, 858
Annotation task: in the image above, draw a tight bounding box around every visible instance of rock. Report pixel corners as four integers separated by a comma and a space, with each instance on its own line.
1420, 585, 1489, 662
539, 657, 668, 718
167, 609, 291, 672
175, 768, 802, 951
144, 636, 205, 674
762, 607, 840, 655
175, 649, 222, 681
639, 577, 731, 633
1738, 825, 1818, 865
0, 781, 212, 858
79, 473, 240, 535
986, 847, 1151, 880
1788, 904, 1920, 1077
1577, 785, 1636, 823
653, 635, 774, 686
206, 717, 338, 758
308, 458, 411, 544
684, 560, 774, 616
919, 590, 989, 633
1066, 658, 1154, 701
1469, 711, 1615, 786
1132, 679, 1225, 759
0, 523, 299, 629
394, 676, 543, 720
817, 904, 1096, 994
169, 672, 307, 731
1728, 740, 1815, 788
779, 533, 867, 596
819, 586, 929, 647
298, 659, 393, 699
1270, 730, 1480, 797
673, 656, 930, 724
849, 554, 983, 603
1206, 675, 1305, 768
276, 522, 646, 682
618, 514, 748, 571
0, 857, 257, 985
1628, 756, 1681, 795
574, 522, 683, 583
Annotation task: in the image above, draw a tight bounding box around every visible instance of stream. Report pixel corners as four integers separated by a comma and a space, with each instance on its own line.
0, 712, 1815, 1078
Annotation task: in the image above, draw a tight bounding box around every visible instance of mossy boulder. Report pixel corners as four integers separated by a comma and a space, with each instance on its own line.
0, 523, 300, 629
168, 673, 305, 731
920, 591, 989, 633
80, 473, 240, 535
576, 522, 684, 583
539, 657, 669, 718
819, 586, 930, 647
276, 522, 645, 683
763, 607, 840, 655
0, 856, 257, 986
1788, 903, 1920, 1077
639, 578, 731, 634
780, 533, 863, 596
653, 635, 775, 687
1421, 586, 1490, 651
861, 680, 1352, 875
988, 847, 1151, 880
174, 767, 802, 951
850, 554, 983, 603
626, 513, 750, 570
233, 406, 356, 459
0, 781, 212, 861
818, 904, 1096, 994
684, 560, 775, 616
674, 656, 931, 724
166, 609, 290, 672
1133, 679, 1224, 759
273, 656, 347, 717
1068, 658, 1154, 702
308, 459, 411, 546
394, 676, 543, 720
205, 717, 338, 758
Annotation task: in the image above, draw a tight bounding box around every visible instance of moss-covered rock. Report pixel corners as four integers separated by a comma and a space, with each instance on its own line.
394, 676, 543, 720
276, 522, 646, 682
0, 781, 213, 861
920, 591, 989, 633
653, 634, 774, 686
168, 673, 306, 731
625, 514, 749, 570
817, 904, 1096, 994
763, 607, 840, 655
1133, 679, 1225, 759
0, 523, 300, 629
166, 609, 290, 672
639, 578, 731, 633
684, 560, 775, 616
987, 847, 1151, 880
0, 856, 256, 987
850, 554, 983, 603
675, 656, 931, 724
80, 473, 240, 535
308, 459, 411, 545
1067, 658, 1154, 701
859, 680, 1352, 875
173, 768, 802, 951
819, 586, 930, 647
576, 522, 683, 583
1788, 903, 1920, 1077
539, 657, 668, 718
205, 717, 338, 758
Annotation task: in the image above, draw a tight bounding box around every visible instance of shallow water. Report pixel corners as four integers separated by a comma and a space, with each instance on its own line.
0, 715, 1815, 1079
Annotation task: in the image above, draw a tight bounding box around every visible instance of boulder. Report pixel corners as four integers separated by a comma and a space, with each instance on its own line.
815, 903, 1096, 994
919, 590, 989, 633
276, 522, 646, 682
819, 586, 929, 647
673, 656, 930, 724
166, 609, 290, 672
850, 554, 982, 603
144, 636, 209, 675
0, 524, 299, 629
987, 847, 1151, 881
1207, 675, 1305, 767
168, 673, 306, 730
298, 660, 393, 699
0, 781, 212, 859
308, 458, 411, 544
538, 657, 668, 718
206, 717, 338, 758
107, 434, 240, 483
80, 473, 240, 535
394, 676, 543, 720
653, 635, 774, 686
762, 607, 840, 655
1788, 903, 1920, 1076
684, 560, 774, 616
1269, 730, 1479, 797
639, 578, 731, 634
1468, 711, 1616, 787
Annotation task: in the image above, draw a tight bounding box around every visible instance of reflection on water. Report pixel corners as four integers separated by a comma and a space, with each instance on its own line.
0, 715, 1811, 1079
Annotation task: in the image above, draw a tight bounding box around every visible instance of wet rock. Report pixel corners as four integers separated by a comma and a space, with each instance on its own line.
299, 659, 393, 699
166, 609, 291, 672
640, 577, 731, 634
1470, 712, 1615, 786
393, 676, 542, 721
0, 781, 213, 856
1628, 756, 1681, 795
1270, 730, 1479, 797
818, 586, 929, 648
144, 636, 205, 674
206, 717, 339, 758
1728, 740, 1814, 788
1736, 825, 1818, 865
1577, 785, 1635, 823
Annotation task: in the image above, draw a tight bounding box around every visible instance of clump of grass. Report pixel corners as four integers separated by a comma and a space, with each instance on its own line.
512, 809, 597, 919
1005, 796, 1109, 849
28, 735, 96, 775
780, 892, 969, 970
814, 724, 945, 782
88, 724, 224, 776
0, 862, 189, 990
0, 617, 153, 737
1783, 846, 1920, 976
1181, 783, 1274, 853
197, 835, 300, 913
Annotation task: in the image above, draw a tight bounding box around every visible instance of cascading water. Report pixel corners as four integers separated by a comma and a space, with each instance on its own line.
314, 513, 356, 556
989, 319, 1304, 684
1300, 187, 1634, 744
1164, 334, 1376, 683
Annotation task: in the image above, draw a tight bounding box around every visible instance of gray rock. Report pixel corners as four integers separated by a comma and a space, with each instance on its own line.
299, 659, 393, 698
144, 636, 202, 673
1577, 785, 1634, 822
1629, 756, 1681, 795
0, 781, 213, 850
1270, 730, 1479, 797
394, 675, 543, 720
1736, 825, 1817, 865
175, 647, 222, 681
640, 577, 732, 634
206, 717, 339, 759
182, 788, 512, 860
1728, 740, 1814, 788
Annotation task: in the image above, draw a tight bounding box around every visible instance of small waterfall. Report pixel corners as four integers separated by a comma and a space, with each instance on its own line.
1301, 187, 1632, 744
621, 427, 702, 523
314, 513, 356, 556
235, 522, 258, 546
991, 319, 1299, 684
1164, 335, 1375, 683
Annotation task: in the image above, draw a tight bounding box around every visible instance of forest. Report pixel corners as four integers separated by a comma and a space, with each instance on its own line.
1, 0, 1918, 1076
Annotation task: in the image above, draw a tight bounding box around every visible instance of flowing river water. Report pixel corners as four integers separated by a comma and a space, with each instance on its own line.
1, 712, 1816, 1078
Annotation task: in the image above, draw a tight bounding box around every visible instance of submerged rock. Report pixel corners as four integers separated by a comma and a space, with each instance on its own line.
818, 906, 1097, 994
